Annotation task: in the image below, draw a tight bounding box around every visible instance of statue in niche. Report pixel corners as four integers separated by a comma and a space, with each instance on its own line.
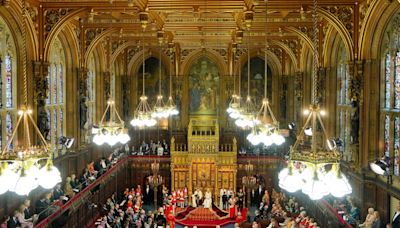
122, 83, 130, 121
350, 100, 359, 144
80, 97, 88, 130
37, 99, 50, 141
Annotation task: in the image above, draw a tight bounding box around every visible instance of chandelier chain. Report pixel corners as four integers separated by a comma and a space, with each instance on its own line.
142, 30, 145, 96
22, 0, 28, 106
312, 0, 319, 105
247, 30, 250, 98
264, 0, 268, 99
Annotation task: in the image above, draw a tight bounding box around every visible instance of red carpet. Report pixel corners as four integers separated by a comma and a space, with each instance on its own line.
176, 204, 236, 227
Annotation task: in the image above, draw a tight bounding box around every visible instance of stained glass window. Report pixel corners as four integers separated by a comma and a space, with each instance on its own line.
394, 117, 400, 176
59, 64, 63, 104
6, 113, 12, 150
52, 64, 57, 104
46, 38, 65, 148
46, 65, 51, 105
53, 109, 57, 138
5, 54, 12, 108
395, 52, 400, 109
384, 115, 390, 157
337, 48, 351, 162
385, 53, 391, 109
46, 109, 51, 141
59, 109, 63, 138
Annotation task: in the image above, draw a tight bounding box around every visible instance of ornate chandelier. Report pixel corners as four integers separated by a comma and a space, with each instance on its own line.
235, 35, 258, 129
227, 43, 241, 118
92, 100, 130, 146
131, 32, 157, 127
165, 43, 179, 116
0, 2, 61, 196
247, 0, 285, 146
152, 37, 169, 119
278, 0, 351, 200
0, 108, 62, 196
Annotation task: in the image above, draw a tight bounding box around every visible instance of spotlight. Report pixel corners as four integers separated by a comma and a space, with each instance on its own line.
370, 156, 391, 176
303, 109, 310, 115
304, 127, 312, 136
288, 122, 296, 130
327, 138, 343, 150
58, 136, 75, 149
320, 110, 326, 116
327, 139, 336, 150
334, 138, 343, 147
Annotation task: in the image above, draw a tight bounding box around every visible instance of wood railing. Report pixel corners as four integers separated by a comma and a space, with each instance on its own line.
35, 156, 130, 228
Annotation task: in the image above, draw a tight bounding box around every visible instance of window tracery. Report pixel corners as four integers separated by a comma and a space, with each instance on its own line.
336, 46, 351, 161
0, 18, 17, 151
381, 15, 400, 175
46, 37, 65, 147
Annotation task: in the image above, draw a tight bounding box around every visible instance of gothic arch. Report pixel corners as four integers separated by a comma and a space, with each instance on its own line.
359, 0, 400, 59
43, 8, 87, 61
180, 49, 228, 76
233, 50, 282, 78
284, 27, 315, 53
127, 48, 173, 78
324, 26, 348, 67
317, 7, 355, 61
269, 40, 299, 71
84, 28, 120, 68
112, 44, 172, 76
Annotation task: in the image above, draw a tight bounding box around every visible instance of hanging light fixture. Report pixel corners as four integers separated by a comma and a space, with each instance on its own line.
131, 30, 157, 127
165, 42, 179, 116
152, 33, 169, 119
0, 1, 61, 196
235, 31, 258, 128
227, 43, 241, 116
278, 0, 352, 200
247, 0, 285, 146
92, 100, 130, 146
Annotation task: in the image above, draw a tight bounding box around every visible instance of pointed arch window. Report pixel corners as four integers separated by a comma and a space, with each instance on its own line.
381, 19, 400, 176
336, 47, 351, 161
0, 18, 17, 152
46, 38, 66, 148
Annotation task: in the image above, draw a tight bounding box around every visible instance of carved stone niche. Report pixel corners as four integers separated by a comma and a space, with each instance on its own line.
1, 0, 10, 7
78, 67, 88, 97
33, 61, 50, 102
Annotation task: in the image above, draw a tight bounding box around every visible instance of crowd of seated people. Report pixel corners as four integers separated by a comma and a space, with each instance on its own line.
129, 139, 169, 156
95, 185, 167, 228
0, 146, 126, 228
249, 188, 320, 228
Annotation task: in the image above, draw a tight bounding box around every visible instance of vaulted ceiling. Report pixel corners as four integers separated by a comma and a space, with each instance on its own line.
24, 0, 363, 69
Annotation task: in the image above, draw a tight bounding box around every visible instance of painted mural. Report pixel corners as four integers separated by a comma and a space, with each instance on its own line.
137, 57, 168, 105
189, 56, 220, 115
240, 57, 272, 104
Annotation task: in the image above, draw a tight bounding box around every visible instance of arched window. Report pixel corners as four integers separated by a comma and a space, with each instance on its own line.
0, 18, 17, 151
336, 46, 351, 161
46, 37, 65, 147
382, 15, 400, 176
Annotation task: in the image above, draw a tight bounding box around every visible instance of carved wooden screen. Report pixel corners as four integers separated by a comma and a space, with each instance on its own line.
191, 161, 216, 192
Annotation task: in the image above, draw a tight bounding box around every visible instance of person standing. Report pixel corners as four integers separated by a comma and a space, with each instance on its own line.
392, 204, 400, 227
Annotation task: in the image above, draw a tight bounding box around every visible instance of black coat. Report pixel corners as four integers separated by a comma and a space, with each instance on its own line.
393, 212, 400, 228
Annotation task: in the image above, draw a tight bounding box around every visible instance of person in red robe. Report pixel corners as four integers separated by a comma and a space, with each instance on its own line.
127, 195, 133, 208
166, 209, 176, 228
236, 211, 243, 224
229, 197, 236, 219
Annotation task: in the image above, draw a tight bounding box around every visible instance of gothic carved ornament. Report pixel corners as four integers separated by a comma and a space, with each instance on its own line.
44, 8, 73, 40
